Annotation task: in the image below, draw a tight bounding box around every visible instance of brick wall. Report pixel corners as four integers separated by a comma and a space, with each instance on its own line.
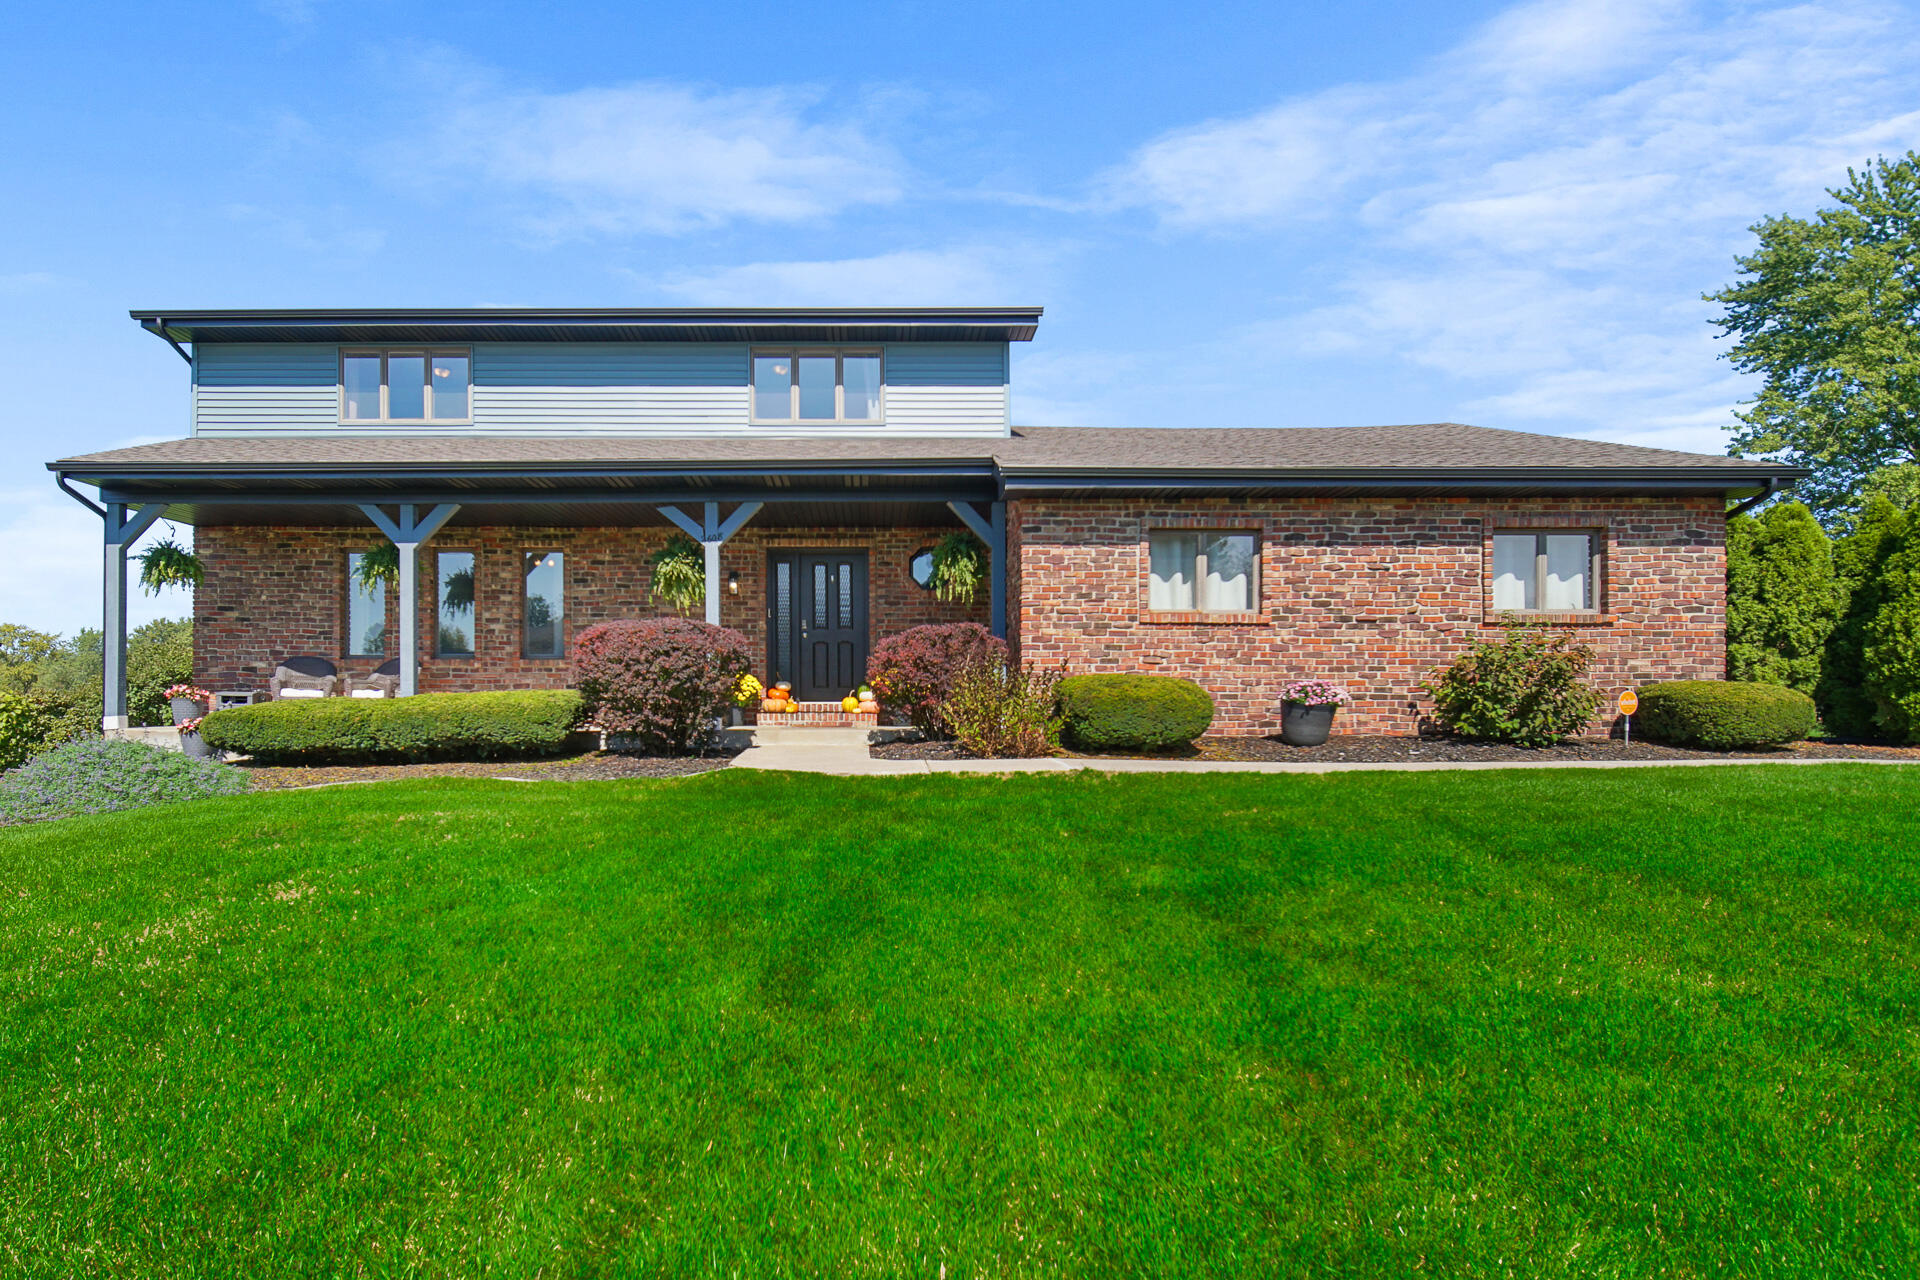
193, 523, 983, 694
1012, 495, 1726, 734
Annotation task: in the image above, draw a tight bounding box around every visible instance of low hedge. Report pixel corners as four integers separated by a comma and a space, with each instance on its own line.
198, 690, 585, 763
1056, 674, 1214, 751
1635, 680, 1816, 750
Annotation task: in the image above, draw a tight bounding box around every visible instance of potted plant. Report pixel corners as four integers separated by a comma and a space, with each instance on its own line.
649, 533, 707, 616
928, 531, 988, 604
1277, 679, 1353, 746
167, 683, 213, 727
166, 684, 216, 758
731, 673, 763, 726
137, 532, 206, 596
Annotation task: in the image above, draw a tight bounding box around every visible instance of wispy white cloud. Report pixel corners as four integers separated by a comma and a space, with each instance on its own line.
651, 245, 1053, 306
403, 60, 905, 238
1099, 0, 1920, 449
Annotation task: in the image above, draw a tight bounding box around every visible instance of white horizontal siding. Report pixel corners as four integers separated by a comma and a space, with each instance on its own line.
881, 343, 1008, 434
192, 340, 1012, 437
193, 344, 339, 434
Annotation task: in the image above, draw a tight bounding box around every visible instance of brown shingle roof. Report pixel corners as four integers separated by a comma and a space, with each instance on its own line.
52, 424, 1792, 477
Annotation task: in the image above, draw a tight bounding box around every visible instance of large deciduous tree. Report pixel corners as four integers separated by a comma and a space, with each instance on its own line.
1709, 153, 1920, 522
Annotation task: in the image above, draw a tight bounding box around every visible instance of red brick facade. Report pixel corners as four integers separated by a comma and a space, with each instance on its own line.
1010, 495, 1727, 733
193, 523, 983, 694
194, 495, 1725, 735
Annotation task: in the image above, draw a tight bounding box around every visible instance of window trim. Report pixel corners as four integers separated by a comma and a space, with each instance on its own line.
520, 548, 567, 660
432, 548, 478, 659
748, 348, 885, 425
1486, 525, 1609, 621
343, 550, 388, 659
339, 347, 473, 424
1140, 524, 1265, 623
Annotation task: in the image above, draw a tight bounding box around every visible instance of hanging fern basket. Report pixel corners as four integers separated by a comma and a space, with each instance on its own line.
649, 533, 707, 616
929, 531, 989, 604
136, 536, 206, 597
355, 542, 400, 592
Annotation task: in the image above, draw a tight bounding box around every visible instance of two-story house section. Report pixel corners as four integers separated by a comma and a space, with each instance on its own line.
52, 306, 1801, 734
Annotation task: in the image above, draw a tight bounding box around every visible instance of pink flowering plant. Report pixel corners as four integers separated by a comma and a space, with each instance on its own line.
1278, 679, 1353, 708
166, 685, 214, 735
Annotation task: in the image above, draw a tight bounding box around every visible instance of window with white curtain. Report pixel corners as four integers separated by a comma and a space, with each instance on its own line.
1491, 531, 1601, 612
1148, 530, 1258, 613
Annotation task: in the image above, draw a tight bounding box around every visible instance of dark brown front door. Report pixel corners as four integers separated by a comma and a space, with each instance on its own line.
767, 550, 869, 701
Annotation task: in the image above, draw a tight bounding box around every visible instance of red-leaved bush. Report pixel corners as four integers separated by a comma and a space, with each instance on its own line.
866, 622, 1008, 736
572, 618, 755, 754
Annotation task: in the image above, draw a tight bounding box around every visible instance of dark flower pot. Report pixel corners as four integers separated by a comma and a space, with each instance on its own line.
170, 697, 203, 726
179, 730, 214, 760
1280, 701, 1337, 746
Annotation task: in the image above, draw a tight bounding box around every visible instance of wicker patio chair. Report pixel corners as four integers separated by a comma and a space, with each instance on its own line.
346, 658, 401, 698
268, 655, 339, 699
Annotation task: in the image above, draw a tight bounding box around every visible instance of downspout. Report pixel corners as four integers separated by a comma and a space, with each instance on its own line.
54, 470, 107, 518
145, 316, 193, 365
1725, 477, 1778, 520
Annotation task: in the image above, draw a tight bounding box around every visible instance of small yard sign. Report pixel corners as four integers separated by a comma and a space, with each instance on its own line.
1618, 689, 1638, 716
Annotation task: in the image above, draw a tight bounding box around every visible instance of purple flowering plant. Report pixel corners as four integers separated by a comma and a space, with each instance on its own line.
0, 737, 247, 824
1278, 679, 1354, 708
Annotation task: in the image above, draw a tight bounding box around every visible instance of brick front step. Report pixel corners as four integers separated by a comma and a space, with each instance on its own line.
757, 701, 879, 727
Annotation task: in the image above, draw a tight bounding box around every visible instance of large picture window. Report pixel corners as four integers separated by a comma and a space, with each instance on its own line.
1491, 531, 1602, 612
344, 552, 386, 657
523, 551, 565, 658
435, 550, 476, 656
1148, 530, 1258, 614
751, 350, 882, 423
341, 349, 471, 422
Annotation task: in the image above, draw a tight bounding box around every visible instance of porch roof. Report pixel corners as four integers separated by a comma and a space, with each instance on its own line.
50, 424, 1806, 523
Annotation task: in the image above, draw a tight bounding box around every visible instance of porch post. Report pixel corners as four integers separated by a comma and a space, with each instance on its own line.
358, 503, 461, 697
945, 500, 1008, 640
100, 502, 168, 729
659, 501, 763, 626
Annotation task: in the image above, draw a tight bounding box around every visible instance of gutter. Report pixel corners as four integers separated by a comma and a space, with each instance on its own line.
139, 316, 193, 365
1724, 476, 1780, 519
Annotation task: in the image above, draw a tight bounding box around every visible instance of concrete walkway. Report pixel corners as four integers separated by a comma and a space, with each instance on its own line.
726, 728, 1916, 777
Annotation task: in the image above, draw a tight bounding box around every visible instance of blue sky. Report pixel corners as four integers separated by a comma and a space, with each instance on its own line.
3, 0, 1917, 635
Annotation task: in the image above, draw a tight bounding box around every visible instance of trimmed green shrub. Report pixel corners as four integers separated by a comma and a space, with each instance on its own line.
1725, 502, 1841, 695
1056, 674, 1214, 751
1636, 680, 1815, 750
0, 737, 248, 822
572, 618, 753, 754
199, 690, 584, 763
1422, 627, 1603, 747
0, 692, 58, 772
867, 623, 1008, 737
1819, 497, 1908, 738
1862, 523, 1920, 742
944, 659, 1063, 758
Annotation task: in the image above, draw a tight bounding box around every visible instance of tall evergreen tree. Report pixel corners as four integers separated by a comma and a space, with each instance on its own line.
1725, 501, 1841, 694
1819, 497, 1908, 737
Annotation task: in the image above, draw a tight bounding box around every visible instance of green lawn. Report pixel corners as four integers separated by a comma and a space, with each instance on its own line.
3, 766, 1918, 1277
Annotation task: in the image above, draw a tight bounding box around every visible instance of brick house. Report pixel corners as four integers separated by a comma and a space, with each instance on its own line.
51, 307, 1800, 733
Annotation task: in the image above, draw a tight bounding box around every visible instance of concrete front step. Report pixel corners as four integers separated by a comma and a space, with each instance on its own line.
740, 725, 875, 748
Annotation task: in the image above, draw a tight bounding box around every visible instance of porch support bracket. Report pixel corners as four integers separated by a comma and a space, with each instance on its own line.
358, 502, 461, 697
658, 502, 764, 625
946, 500, 1008, 640
99, 502, 169, 729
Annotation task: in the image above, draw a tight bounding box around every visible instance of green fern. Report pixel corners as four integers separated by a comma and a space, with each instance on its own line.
649, 534, 707, 616
930, 532, 988, 604
136, 535, 205, 597
355, 543, 400, 592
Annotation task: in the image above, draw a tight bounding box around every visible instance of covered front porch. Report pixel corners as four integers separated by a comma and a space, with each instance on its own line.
53, 446, 1010, 727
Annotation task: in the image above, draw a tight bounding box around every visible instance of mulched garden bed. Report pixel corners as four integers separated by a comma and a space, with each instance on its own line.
239, 749, 740, 791
870, 733, 1920, 764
